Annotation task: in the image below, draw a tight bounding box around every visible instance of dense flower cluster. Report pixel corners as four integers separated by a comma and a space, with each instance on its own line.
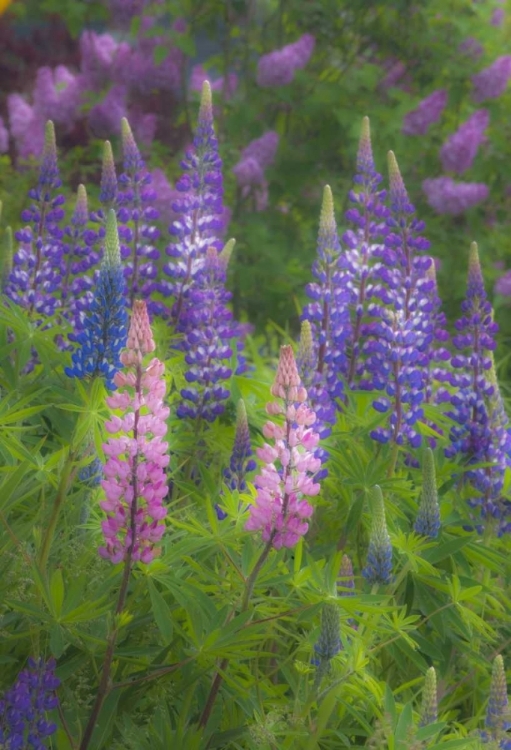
362, 486, 393, 585
66, 210, 128, 390
402, 89, 447, 136
232, 130, 279, 212
0, 658, 60, 749
440, 109, 489, 174
472, 55, 511, 103
100, 299, 169, 564
257, 34, 315, 87
422, 177, 489, 215
246, 345, 321, 548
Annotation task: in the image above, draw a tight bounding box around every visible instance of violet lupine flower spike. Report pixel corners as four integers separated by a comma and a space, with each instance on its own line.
100, 299, 169, 564
480, 655, 511, 747
362, 485, 393, 585
366, 152, 431, 449
343, 116, 389, 389
163, 80, 225, 328
0, 657, 60, 749
223, 398, 257, 491
6, 120, 65, 317
245, 345, 322, 548
313, 602, 341, 688
178, 243, 235, 422
443, 243, 511, 532
100, 140, 118, 210
419, 667, 438, 727
118, 118, 161, 310
415, 448, 441, 538
66, 209, 128, 390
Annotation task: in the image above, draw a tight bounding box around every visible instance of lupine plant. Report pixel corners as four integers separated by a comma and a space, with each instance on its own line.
1, 83, 511, 750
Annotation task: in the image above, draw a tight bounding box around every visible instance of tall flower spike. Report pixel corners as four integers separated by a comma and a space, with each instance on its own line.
0, 657, 60, 748
486, 655, 511, 733
1, 225, 13, 292
245, 345, 322, 548
100, 299, 169, 564
162, 80, 225, 327
313, 602, 341, 688
415, 448, 441, 538
66, 209, 128, 390
362, 486, 393, 585
419, 666, 438, 727
117, 118, 161, 310
100, 140, 118, 208
6, 119, 65, 317
223, 399, 257, 491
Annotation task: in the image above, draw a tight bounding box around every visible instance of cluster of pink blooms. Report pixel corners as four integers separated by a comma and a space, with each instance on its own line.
402, 89, 447, 136
257, 34, 315, 88
472, 55, 511, 103
440, 109, 489, 174
422, 176, 489, 215
245, 345, 321, 549
100, 300, 169, 564
232, 131, 279, 212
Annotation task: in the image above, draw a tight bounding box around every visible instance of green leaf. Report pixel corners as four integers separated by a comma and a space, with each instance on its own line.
49, 568, 64, 619
148, 580, 174, 645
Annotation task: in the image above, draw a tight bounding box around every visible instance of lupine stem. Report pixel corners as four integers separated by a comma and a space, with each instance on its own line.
38, 449, 77, 574
198, 535, 275, 731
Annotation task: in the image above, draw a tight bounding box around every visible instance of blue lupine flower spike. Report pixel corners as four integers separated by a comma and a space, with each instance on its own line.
362, 485, 393, 585
415, 448, 441, 538
419, 666, 438, 727
486, 655, 511, 733
66, 209, 128, 390
223, 398, 257, 491
313, 602, 341, 689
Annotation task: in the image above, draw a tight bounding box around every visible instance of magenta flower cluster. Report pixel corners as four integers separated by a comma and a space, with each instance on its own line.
100, 300, 169, 564
246, 345, 321, 549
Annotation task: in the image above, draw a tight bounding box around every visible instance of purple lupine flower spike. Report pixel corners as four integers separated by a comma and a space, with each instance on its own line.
414, 448, 441, 538
100, 140, 118, 209
0, 657, 60, 748
443, 243, 511, 532
223, 398, 257, 491
480, 655, 511, 747
343, 116, 389, 388
117, 117, 161, 309
163, 80, 225, 328
178, 243, 235, 421
362, 486, 393, 585
301, 185, 343, 460
1, 225, 13, 292
6, 120, 65, 317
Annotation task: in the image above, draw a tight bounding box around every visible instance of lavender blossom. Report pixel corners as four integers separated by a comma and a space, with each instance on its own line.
495, 271, 511, 297
7, 94, 45, 159
402, 90, 448, 136
88, 84, 128, 138
0, 116, 8, 153
257, 34, 315, 87
66, 209, 128, 390
232, 131, 279, 206
80, 30, 120, 91
414, 448, 441, 538
472, 56, 511, 103
0, 657, 60, 749
440, 110, 489, 174
362, 485, 393, 585
422, 177, 489, 215
223, 399, 257, 491
6, 121, 65, 317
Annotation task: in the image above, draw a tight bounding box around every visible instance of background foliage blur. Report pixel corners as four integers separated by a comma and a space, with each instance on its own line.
1, 0, 511, 350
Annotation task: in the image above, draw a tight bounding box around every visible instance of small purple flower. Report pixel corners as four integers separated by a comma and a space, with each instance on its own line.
257, 34, 315, 87
402, 90, 448, 136
422, 177, 489, 215
472, 55, 511, 103
440, 110, 489, 174
495, 271, 511, 296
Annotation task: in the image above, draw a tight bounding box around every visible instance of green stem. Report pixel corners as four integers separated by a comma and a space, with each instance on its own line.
198, 536, 275, 731
38, 450, 77, 574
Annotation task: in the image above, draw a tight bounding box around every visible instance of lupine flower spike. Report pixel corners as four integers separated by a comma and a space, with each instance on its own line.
66, 209, 128, 390
415, 448, 441, 538
480, 655, 511, 747
1, 225, 13, 292
419, 666, 438, 727
313, 602, 341, 688
338, 553, 357, 630
245, 345, 322, 548
100, 299, 169, 564
0, 657, 60, 748
223, 398, 257, 491
362, 485, 393, 585
6, 120, 65, 317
